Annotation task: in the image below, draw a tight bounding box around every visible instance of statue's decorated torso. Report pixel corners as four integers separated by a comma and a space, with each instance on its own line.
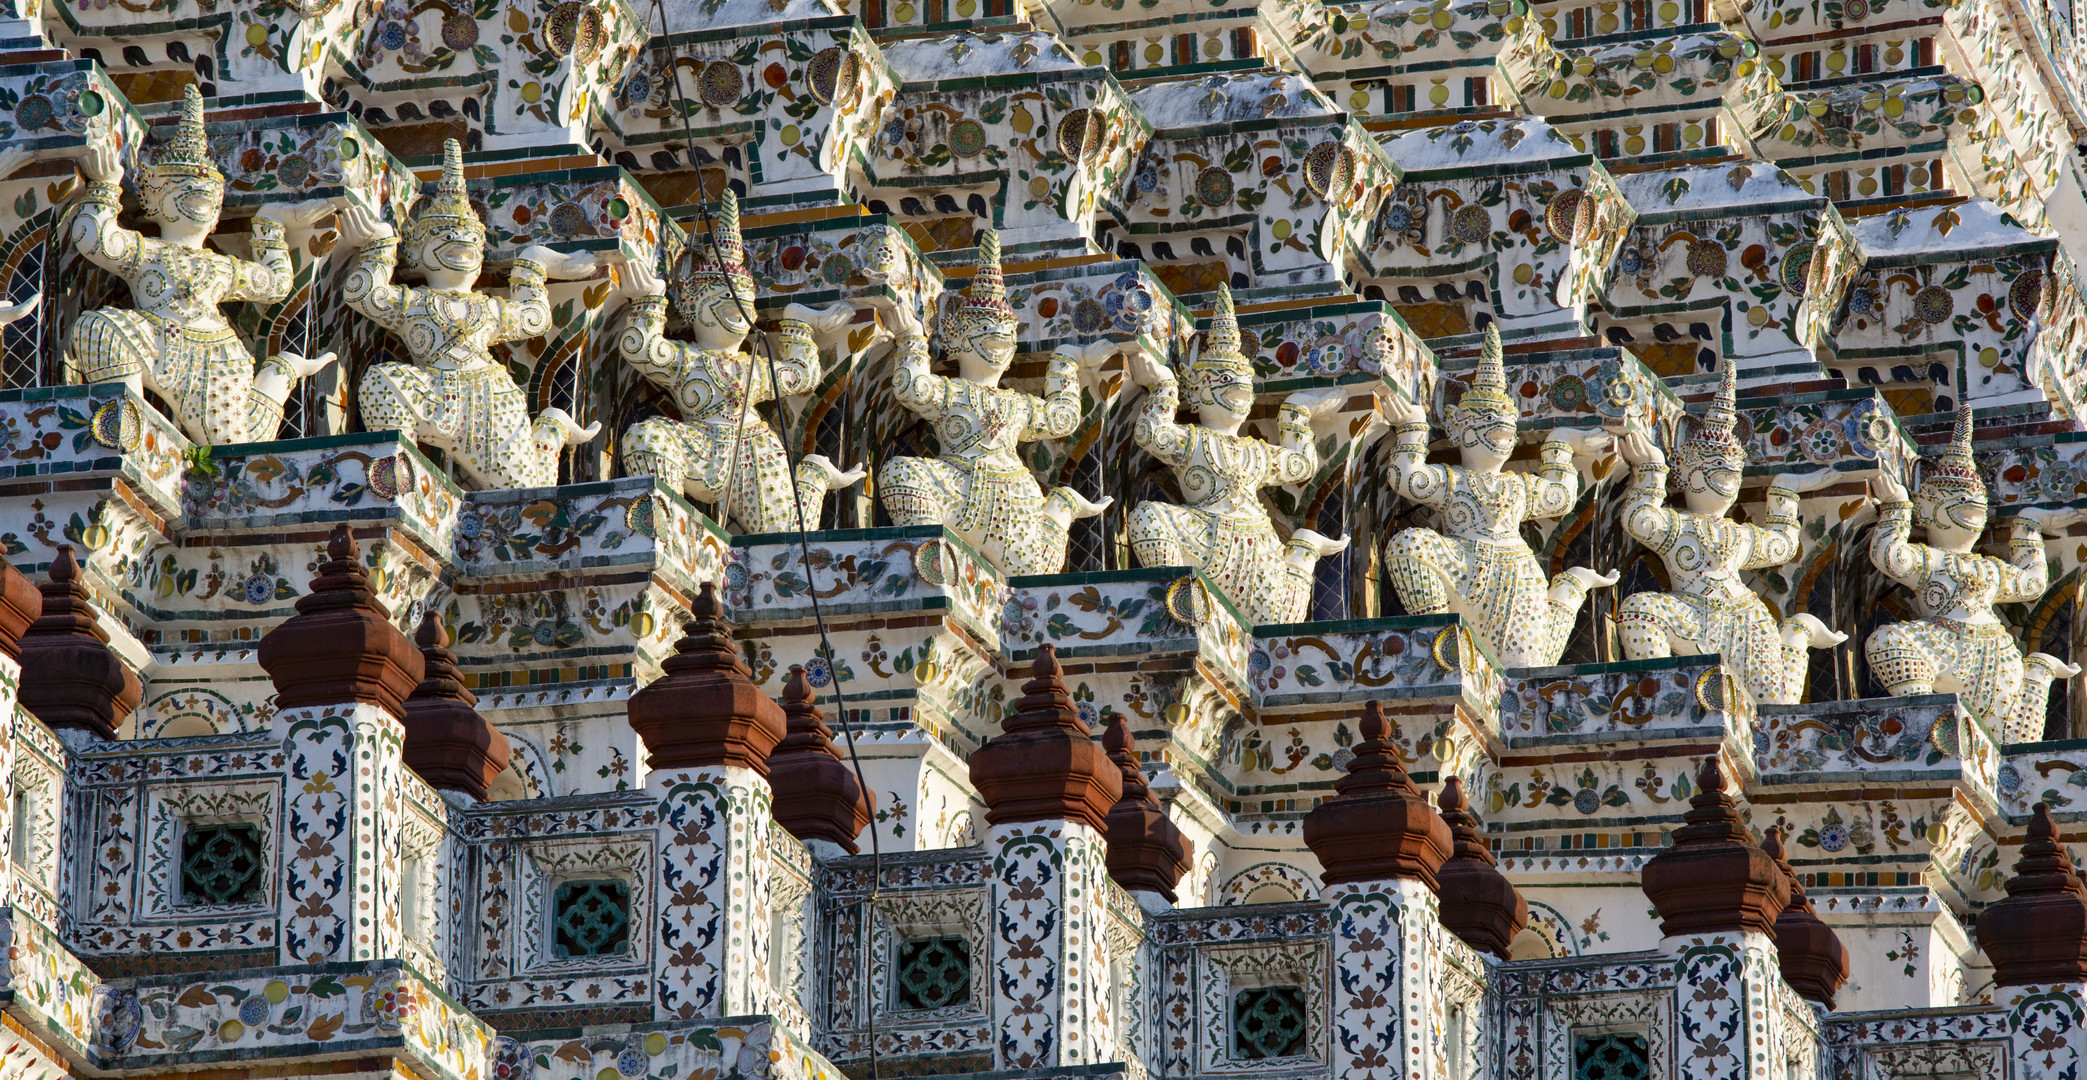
1431, 466, 1558, 545
913, 375, 1056, 477
1174, 427, 1288, 524
115, 238, 269, 331
342, 241, 550, 371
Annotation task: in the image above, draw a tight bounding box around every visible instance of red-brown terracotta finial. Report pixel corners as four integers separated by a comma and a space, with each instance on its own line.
1761, 826, 1850, 1006
402, 610, 509, 800
1981, 803, 2087, 986
1302, 701, 1452, 888
969, 644, 1122, 834
627, 581, 785, 774
18, 544, 135, 738
1102, 711, 1193, 902
767, 664, 873, 852
1434, 775, 1528, 958
1640, 755, 1788, 937
257, 525, 422, 717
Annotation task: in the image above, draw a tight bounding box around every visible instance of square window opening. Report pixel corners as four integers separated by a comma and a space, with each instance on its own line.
1233, 985, 1308, 1060
180, 823, 265, 906
553, 878, 632, 958
1573, 1032, 1650, 1080
894, 935, 972, 1011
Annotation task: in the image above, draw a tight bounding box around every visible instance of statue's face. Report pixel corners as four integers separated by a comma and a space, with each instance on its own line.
1195, 367, 1254, 422
1922, 485, 1989, 535
416, 222, 486, 277
1455, 405, 1516, 458
953, 318, 1017, 375
676, 274, 755, 339
145, 174, 224, 232
1684, 449, 1744, 501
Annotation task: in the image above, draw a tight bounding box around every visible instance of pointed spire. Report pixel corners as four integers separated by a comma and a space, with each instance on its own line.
1101, 713, 1193, 902
1678, 362, 1747, 473
766, 664, 873, 853
1453, 323, 1516, 422
149, 84, 220, 179
401, 612, 510, 801
969, 644, 1122, 834
1979, 803, 2087, 986
970, 229, 1005, 302
1706, 359, 1738, 434
1204, 282, 1240, 358
627, 582, 786, 775
1434, 776, 1528, 958
711, 188, 745, 267
1302, 701, 1452, 888
406, 138, 484, 247
17, 545, 137, 739
258, 526, 423, 717
1641, 757, 1788, 937
1762, 826, 1850, 1006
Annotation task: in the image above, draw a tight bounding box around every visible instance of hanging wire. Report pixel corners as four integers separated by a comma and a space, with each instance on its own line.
638, 7, 884, 1076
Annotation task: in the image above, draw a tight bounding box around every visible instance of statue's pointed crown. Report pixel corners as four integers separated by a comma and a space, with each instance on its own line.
149, 85, 221, 181
948, 230, 1016, 335
670, 189, 756, 320
697, 188, 748, 272
1454, 324, 1516, 420
1924, 401, 1984, 492
1189, 284, 1254, 396
406, 139, 485, 240
1677, 362, 1746, 471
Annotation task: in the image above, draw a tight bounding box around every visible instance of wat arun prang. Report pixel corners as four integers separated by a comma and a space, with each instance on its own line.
0, 0, 2083, 1074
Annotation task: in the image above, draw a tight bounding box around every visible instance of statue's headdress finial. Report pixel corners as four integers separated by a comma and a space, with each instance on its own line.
403, 139, 487, 257
145, 85, 222, 185
1918, 401, 1985, 515
1188, 284, 1255, 411
1675, 362, 1747, 478
1450, 324, 1517, 433
946, 229, 1017, 341
671, 188, 756, 320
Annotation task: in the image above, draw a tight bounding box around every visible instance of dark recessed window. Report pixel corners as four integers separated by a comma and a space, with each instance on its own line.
1233, 986, 1308, 1059
895, 935, 971, 1010
553, 879, 631, 958
1573, 1033, 1651, 1080
180, 823, 264, 906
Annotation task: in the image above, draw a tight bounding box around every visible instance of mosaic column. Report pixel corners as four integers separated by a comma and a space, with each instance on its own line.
1981, 803, 2087, 1080
1640, 758, 1795, 1080
626, 582, 786, 1024
969, 644, 1123, 1070
1302, 700, 1455, 1080
257, 525, 423, 966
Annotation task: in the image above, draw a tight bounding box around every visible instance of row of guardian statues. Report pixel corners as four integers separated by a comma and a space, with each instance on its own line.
50, 91, 2083, 744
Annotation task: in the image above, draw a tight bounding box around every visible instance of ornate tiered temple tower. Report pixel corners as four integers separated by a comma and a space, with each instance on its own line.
0, 0, 2084, 1072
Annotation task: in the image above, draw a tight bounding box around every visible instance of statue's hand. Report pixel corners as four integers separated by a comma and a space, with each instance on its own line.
337, 204, 395, 246
1870, 471, 1910, 505
1287, 386, 1349, 418
0, 292, 40, 328
77, 139, 121, 184
1555, 426, 1614, 457
877, 295, 926, 340
620, 257, 666, 298
1617, 430, 1663, 468
522, 246, 598, 280
278, 351, 337, 379
1771, 468, 1839, 495
2016, 506, 2083, 535
1383, 389, 1427, 426
784, 301, 858, 340
256, 198, 337, 230
1125, 347, 1172, 389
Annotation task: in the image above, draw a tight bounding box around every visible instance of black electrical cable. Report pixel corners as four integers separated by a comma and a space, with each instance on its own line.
636, 10, 885, 1079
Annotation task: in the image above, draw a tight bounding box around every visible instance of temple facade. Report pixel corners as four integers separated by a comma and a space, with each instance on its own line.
0, 0, 2081, 1072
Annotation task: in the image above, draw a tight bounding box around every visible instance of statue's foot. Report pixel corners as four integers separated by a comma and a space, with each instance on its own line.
801, 454, 868, 492
2026, 652, 2084, 681
1783, 612, 1848, 650
281, 350, 338, 379
537, 407, 601, 447
1560, 566, 1620, 592
1045, 488, 1112, 525
0, 292, 41, 328
1287, 529, 1351, 565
